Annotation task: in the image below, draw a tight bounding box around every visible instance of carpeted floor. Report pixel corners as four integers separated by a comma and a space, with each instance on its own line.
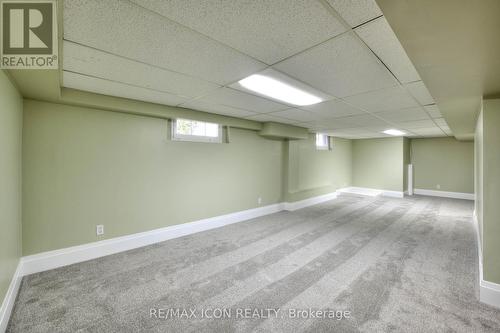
7, 194, 500, 332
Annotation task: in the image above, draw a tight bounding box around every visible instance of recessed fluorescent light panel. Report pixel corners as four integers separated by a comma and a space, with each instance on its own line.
383, 129, 406, 136
238, 74, 323, 106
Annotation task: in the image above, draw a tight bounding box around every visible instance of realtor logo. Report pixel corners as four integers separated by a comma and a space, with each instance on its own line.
1, 0, 58, 69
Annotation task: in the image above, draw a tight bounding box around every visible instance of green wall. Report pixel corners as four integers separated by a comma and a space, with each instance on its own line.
352, 138, 404, 192
22, 100, 283, 255
284, 135, 352, 202
478, 99, 500, 284
411, 137, 474, 193
22, 99, 356, 254
0, 71, 23, 303
475, 109, 483, 246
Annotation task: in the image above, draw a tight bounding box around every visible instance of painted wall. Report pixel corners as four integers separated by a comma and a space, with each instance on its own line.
352, 138, 404, 192
22, 100, 283, 255
411, 137, 474, 193
475, 109, 483, 246
479, 99, 500, 284
0, 71, 23, 303
284, 135, 352, 202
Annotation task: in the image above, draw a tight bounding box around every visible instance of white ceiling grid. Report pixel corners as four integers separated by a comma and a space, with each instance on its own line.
62, 0, 449, 138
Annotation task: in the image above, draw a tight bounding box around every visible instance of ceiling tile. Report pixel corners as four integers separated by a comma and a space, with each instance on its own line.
63, 41, 220, 99
367, 132, 395, 138
375, 107, 430, 122
229, 68, 333, 107
433, 117, 449, 127
334, 127, 379, 134
268, 109, 320, 122
64, 0, 266, 85
355, 17, 421, 83
342, 85, 419, 112
396, 119, 437, 129
305, 118, 357, 130
411, 127, 446, 137
326, 0, 382, 27
245, 113, 300, 125
130, 0, 347, 65
300, 99, 365, 119
363, 125, 397, 132
424, 104, 442, 118
189, 87, 289, 113
333, 114, 389, 127
327, 127, 388, 139
273, 32, 397, 98
405, 81, 435, 105
180, 99, 257, 118
63, 71, 188, 106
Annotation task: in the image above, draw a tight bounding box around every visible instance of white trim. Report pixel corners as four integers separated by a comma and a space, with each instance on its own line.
171, 119, 223, 143
20, 203, 283, 276
19, 191, 348, 277
481, 280, 500, 309
4, 190, 489, 329
315, 133, 329, 150
283, 192, 338, 211
473, 210, 500, 309
338, 187, 404, 198
408, 164, 414, 195
0, 261, 22, 333
382, 190, 405, 198
414, 189, 474, 200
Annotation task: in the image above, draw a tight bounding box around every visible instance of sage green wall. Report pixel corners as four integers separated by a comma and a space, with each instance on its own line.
479, 99, 500, 284
475, 109, 483, 246
352, 138, 404, 192
284, 135, 352, 202
411, 137, 474, 193
0, 71, 23, 303
22, 100, 283, 255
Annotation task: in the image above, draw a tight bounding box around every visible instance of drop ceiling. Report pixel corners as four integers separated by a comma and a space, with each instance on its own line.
377, 0, 500, 140
62, 0, 450, 139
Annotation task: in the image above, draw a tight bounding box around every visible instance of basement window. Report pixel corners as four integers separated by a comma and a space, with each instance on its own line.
316, 133, 329, 150
171, 118, 222, 143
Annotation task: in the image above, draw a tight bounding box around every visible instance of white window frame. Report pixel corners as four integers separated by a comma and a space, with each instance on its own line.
171, 118, 223, 143
315, 133, 330, 150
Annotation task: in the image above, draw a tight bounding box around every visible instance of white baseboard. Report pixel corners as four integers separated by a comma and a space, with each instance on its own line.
338, 187, 404, 198
5, 188, 484, 329
414, 189, 474, 200
0, 261, 22, 333
473, 210, 500, 309
282, 192, 338, 211
18, 190, 349, 276
2, 194, 343, 326
480, 280, 500, 309
20, 203, 285, 276
382, 190, 405, 198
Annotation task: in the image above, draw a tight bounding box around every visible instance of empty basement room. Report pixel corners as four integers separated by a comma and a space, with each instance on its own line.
1, 0, 500, 332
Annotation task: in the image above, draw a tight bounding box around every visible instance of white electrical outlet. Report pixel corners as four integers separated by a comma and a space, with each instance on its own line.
436, 184, 441, 190
96, 225, 104, 236
257, 197, 262, 205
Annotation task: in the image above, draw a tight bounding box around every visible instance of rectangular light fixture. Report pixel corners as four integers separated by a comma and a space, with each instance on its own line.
383, 129, 406, 136
238, 74, 323, 106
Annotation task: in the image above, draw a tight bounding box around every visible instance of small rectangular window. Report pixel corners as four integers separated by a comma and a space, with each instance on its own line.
316, 133, 329, 150
172, 118, 222, 143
